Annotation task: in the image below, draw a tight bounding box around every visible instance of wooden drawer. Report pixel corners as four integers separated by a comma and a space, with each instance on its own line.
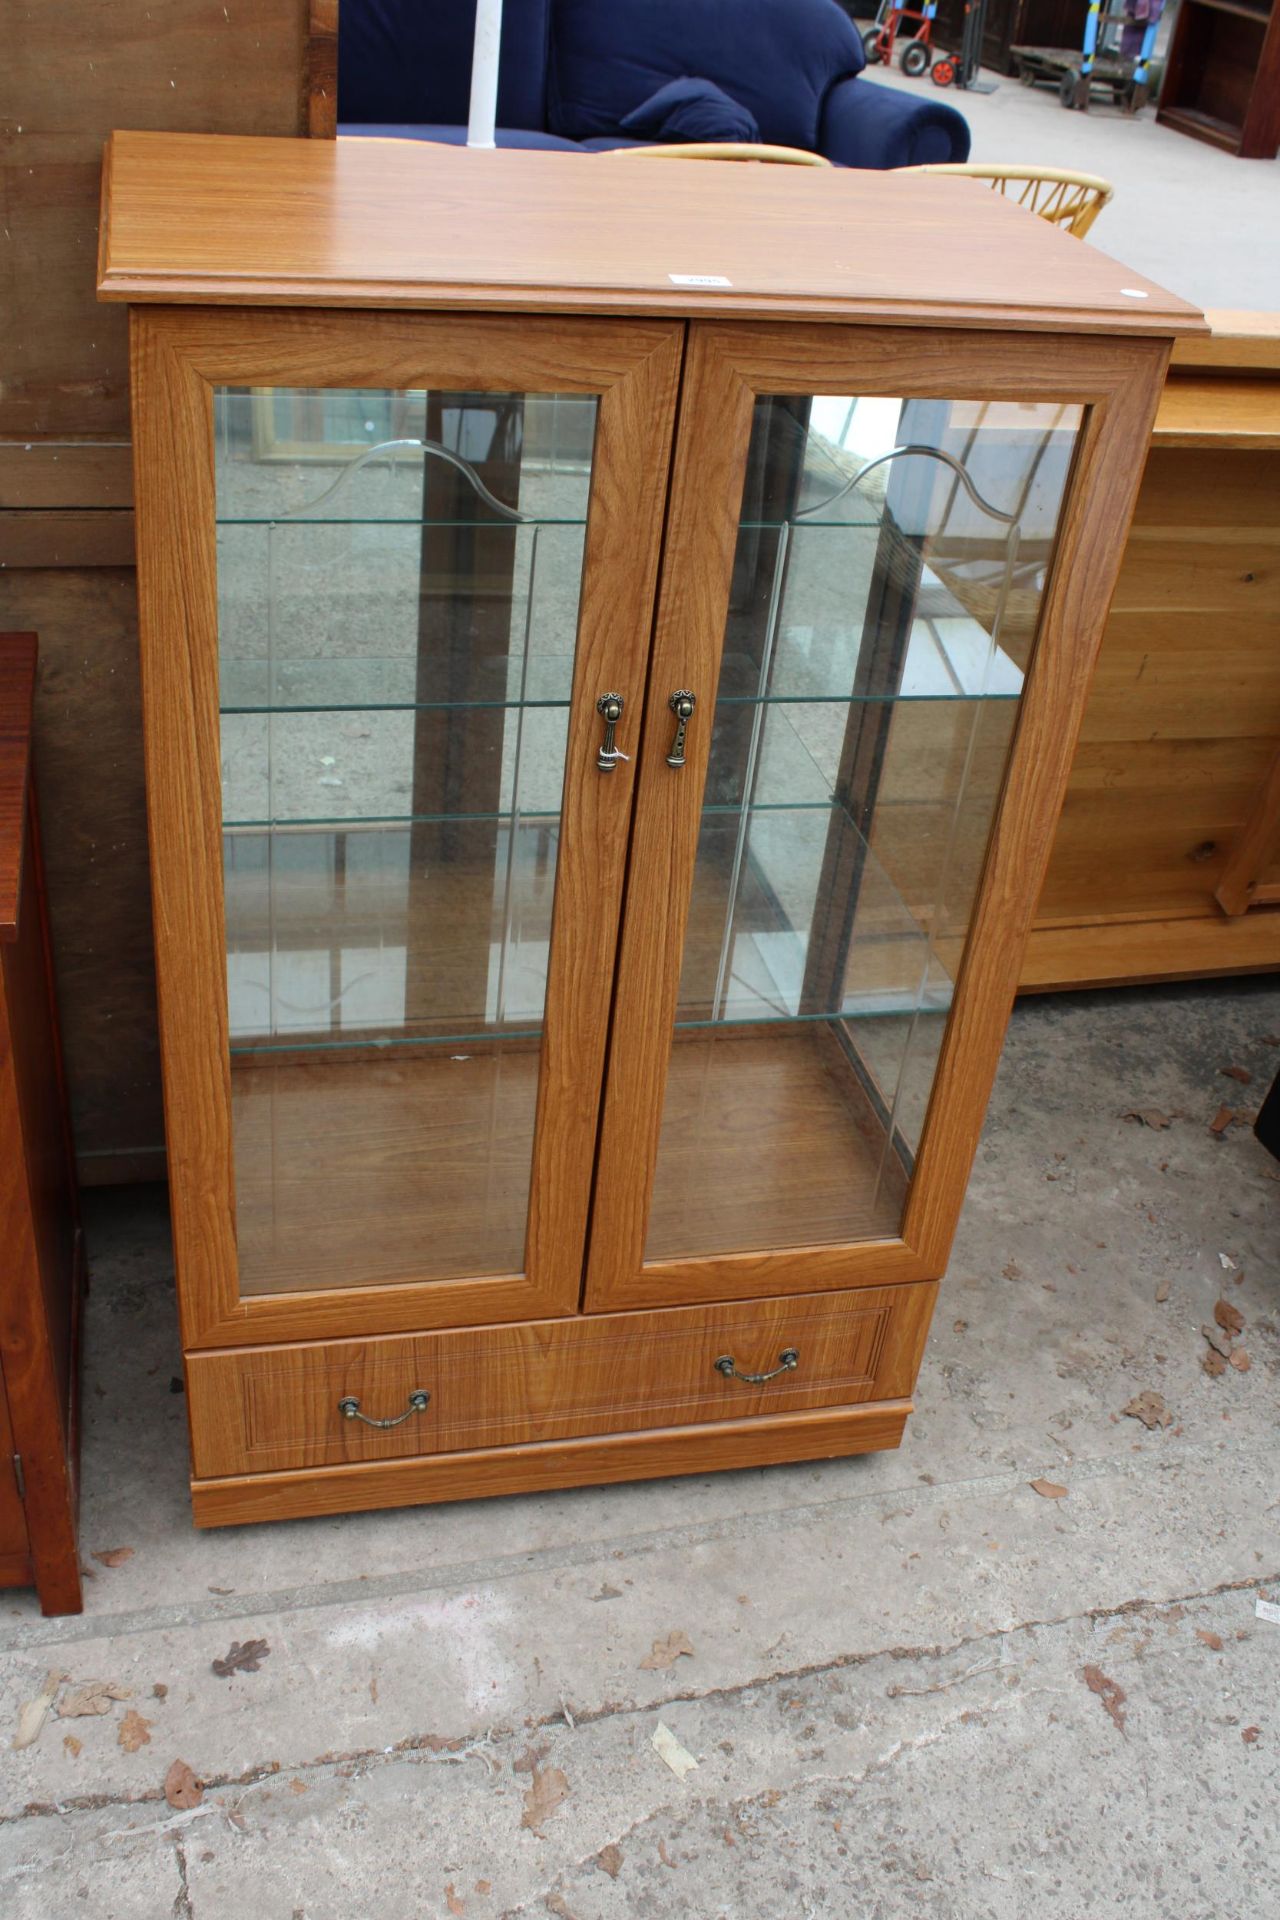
186, 1282, 936, 1480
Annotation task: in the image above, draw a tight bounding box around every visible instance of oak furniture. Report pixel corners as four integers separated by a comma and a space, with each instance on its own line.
1157, 0, 1280, 158
0, 633, 85, 1614
99, 131, 1199, 1527
1024, 312, 1280, 989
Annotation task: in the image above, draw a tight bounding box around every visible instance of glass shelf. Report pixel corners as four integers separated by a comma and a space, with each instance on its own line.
643, 389, 1082, 1265
215, 512, 589, 529
210, 379, 1084, 1296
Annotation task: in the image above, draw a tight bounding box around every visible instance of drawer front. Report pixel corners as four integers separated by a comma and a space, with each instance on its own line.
186, 1282, 936, 1480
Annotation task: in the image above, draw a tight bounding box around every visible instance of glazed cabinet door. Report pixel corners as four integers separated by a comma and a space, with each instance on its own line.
132, 309, 680, 1346
586, 321, 1166, 1313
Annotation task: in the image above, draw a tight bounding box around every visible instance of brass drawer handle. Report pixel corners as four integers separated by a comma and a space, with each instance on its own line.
337, 1389, 430, 1429
666, 689, 696, 768
714, 1348, 799, 1386
595, 692, 629, 771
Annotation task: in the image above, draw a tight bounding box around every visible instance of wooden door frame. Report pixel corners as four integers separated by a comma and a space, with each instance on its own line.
585, 320, 1170, 1315
130, 305, 681, 1349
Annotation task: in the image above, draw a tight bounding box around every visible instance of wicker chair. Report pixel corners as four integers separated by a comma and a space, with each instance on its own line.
907, 163, 1114, 238
608, 142, 832, 164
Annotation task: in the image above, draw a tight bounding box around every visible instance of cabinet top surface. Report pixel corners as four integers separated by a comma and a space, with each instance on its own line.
98, 131, 1203, 336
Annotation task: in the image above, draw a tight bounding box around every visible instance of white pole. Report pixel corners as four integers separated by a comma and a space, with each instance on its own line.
466, 0, 503, 149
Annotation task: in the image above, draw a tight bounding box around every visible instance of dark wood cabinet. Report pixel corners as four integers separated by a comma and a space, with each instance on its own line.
1158, 0, 1280, 156
934, 0, 1083, 74
0, 633, 84, 1615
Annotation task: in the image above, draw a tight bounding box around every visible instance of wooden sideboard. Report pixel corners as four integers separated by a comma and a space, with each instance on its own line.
1023, 312, 1280, 991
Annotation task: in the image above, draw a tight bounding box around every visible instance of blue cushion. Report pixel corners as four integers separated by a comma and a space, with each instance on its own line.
549, 0, 865, 151
620, 76, 761, 144
821, 75, 970, 169
340, 122, 584, 151
339, 0, 552, 130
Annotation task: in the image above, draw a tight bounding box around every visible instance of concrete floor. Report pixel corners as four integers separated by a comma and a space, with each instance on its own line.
871, 60, 1280, 311
3, 977, 1279, 1916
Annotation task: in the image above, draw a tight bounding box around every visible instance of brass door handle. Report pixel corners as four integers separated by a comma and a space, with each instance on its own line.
714, 1348, 798, 1385
666, 690, 696, 768
337, 1389, 430, 1429
595, 692, 629, 771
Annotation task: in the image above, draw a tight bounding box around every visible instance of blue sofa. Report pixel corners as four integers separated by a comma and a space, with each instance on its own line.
339, 0, 971, 170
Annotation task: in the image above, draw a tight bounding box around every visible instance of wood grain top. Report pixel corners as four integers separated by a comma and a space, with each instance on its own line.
98, 131, 1204, 336
1172, 310, 1280, 370
0, 634, 37, 942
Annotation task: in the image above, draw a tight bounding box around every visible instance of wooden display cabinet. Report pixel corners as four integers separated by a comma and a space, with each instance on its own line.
98, 133, 1200, 1528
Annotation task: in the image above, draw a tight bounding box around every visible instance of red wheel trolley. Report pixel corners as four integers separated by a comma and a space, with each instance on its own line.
861, 0, 940, 76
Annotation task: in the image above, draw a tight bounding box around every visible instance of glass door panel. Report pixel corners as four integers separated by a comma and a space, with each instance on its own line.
214, 386, 597, 1295
644, 393, 1081, 1265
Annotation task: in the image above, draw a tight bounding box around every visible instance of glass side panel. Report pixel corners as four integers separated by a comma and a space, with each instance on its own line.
645, 393, 1081, 1264
214, 387, 597, 1295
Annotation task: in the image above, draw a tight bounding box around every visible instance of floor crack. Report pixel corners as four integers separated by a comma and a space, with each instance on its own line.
172, 1834, 194, 1920
3, 1569, 1272, 1833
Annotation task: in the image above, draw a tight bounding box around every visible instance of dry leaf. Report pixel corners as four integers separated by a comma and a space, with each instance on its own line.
1230, 1349, 1252, 1372
1030, 1478, 1068, 1500
91, 1547, 135, 1569
288, 1778, 308, 1795
1154, 1277, 1171, 1303
513, 1741, 549, 1776
58, 1681, 132, 1719
1243, 1726, 1261, 1745
651, 1722, 699, 1780
475, 1885, 491, 1897
164, 1759, 204, 1809
153, 1683, 168, 1700
118, 1709, 152, 1753
520, 1762, 570, 1833
1203, 1351, 1228, 1378
639, 1630, 695, 1671
1002, 1260, 1021, 1281
14, 1669, 67, 1749
1209, 1106, 1237, 1136
596, 1845, 624, 1879
63, 1733, 82, 1758
445, 1886, 465, 1916
1214, 1299, 1245, 1335
1197, 1630, 1224, 1651
1122, 1108, 1172, 1130
1202, 1323, 1234, 1359
1220, 1065, 1252, 1084
1122, 1391, 1173, 1430
211, 1638, 270, 1678
1082, 1664, 1127, 1733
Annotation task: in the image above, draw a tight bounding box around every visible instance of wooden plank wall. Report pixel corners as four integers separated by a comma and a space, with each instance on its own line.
0, 1, 316, 1180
